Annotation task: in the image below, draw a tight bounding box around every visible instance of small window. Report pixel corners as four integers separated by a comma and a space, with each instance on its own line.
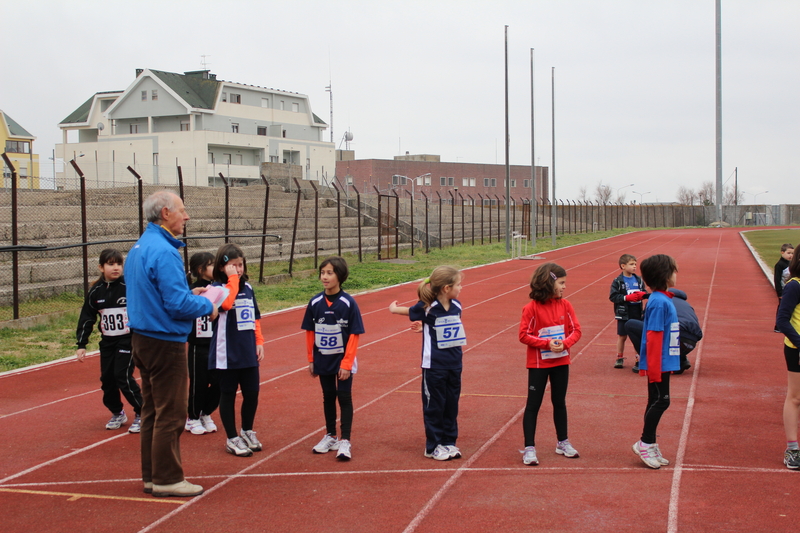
261, 98, 269, 108
282, 130, 286, 138
425, 176, 431, 186
491, 178, 497, 187
130, 124, 139, 134
141, 90, 147, 101
269, 155, 279, 163
235, 154, 243, 165
151, 90, 158, 101
153, 153, 159, 166
306, 158, 310, 171
257, 126, 267, 136
280, 100, 285, 110
230, 93, 241, 104
484, 178, 490, 187
523, 179, 529, 188
221, 92, 227, 102
392, 175, 407, 186
292, 102, 299, 112
511, 180, 516, 188
440, 177, 446, 186
470, 178, 476, 187
462, 178, 469, 187
223, 153, 231, 164
180, 121, 190, 131
231, 123, 239, 133
208, 152, 214, 164
448, 177, 454, 186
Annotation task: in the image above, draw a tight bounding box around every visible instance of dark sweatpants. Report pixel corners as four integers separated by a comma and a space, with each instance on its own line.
422, 368, 461, 453
99, 340, 142, 415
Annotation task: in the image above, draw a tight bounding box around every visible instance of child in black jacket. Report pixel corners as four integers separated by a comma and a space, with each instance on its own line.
76, 249, 143, 432
609, 254, 646, 370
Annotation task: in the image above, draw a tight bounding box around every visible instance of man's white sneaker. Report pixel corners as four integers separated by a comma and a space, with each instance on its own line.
128, 414, 141, 433
522, 446, 539, 465
555, 439, 579, 458
240, 429, 263, 452
336, 439, 352, 461
199, 413, 217, 433
632, 440, 662, 469
226, 436, 253, 457
105, 411, 127, 430
312, 433, 340, 454
429, 444, 452, 461
185, 418, 206, 435
152, 480, 203, 497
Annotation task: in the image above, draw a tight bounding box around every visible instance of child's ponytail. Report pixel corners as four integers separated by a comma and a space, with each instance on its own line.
418, 266, 461, 308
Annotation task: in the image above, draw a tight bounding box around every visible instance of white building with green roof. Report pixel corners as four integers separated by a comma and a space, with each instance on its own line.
56, 69, 333, 188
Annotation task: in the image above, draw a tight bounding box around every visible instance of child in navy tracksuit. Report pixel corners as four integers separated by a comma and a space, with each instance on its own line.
390, 265, 465, 461
609, 254, 646, 370
208, 244, 264, 457
185, 252, 220, 436
302, 256, 365, 461
76, 248, 143, 432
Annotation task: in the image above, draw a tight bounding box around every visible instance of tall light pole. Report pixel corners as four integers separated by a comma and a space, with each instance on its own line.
614, 183, 634, 201
633, 190, 650, 204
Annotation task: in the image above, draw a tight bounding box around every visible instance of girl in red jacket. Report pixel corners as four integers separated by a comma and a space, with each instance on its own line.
518, 263, 582, 465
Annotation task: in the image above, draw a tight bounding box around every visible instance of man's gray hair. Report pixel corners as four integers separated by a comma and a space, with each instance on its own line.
143, 190, 179, 223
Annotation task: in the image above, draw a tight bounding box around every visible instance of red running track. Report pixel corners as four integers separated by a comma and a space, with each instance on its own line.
1, 227, 796, 532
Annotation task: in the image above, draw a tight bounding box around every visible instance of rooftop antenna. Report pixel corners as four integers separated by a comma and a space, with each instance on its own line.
201, 54, 211, 70
325, 82, 333, 143
339, 131, 353, 150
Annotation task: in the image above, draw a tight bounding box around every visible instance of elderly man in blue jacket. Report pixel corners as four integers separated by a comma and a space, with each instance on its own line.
126, 190, 217, 498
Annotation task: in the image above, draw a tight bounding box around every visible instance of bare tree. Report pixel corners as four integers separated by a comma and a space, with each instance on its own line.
615, 191, 628, 203
578, 185, 589, 203
723, 184, 744, 205
696, 181, 715, 206
594, 181, 612, 204
677, 185, 696, 205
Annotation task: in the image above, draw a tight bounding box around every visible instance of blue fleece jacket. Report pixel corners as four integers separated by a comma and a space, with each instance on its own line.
124, 222, 213, 342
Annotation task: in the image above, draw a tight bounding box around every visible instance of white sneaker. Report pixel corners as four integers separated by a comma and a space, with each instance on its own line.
429, 444, 452, 461
105, 411, 127, 430
199, 413, 217, 433
312, 433, 340, 454
522, 446, 539, 465
226, 436, 253, 457
128, 414, 141, 433
632, 440, 662, 469
336, 439, 352, 461
652, 443, 670, 466
240, 429, 263, 452
185, 418, 206, 435
555, 439, 579, 458
446, 445, 462, 459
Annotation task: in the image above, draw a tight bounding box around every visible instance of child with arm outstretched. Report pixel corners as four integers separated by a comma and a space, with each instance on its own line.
518, 263, 582, 466
389, 266, 465, 461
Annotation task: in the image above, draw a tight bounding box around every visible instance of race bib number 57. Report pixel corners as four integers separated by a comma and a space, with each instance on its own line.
434, 315, 467, 349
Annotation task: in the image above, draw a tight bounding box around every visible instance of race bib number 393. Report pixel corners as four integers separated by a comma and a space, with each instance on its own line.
99, 307, 130, 336
315, 323, 344, 355
434, 315, 467, 349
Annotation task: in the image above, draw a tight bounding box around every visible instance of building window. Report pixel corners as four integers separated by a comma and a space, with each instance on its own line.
208, 152, 214, 164
484, 178, 490, 187
425, 176, 431, 186
230, 93, 241, 104
152, 90, 158, 101
491, 178, 497, 187
306, 158, 310, 171
392, 175, 407, 186
257, 126, 267, 136
440, 177, 446, 186
269, 155, 279, 163
262, 98, 269, 108
292, 102, 299, 112
221, 92, 227, 102
141, 90, 147, 101
130, 124, 139, 134
223, 154, 231, 165
523, 179, 529, 188
180, 121, 190, 131
231, 123, 239, 133
5, 141, 31, 154
235, 154, 243, 165
462, 178, 469, 187
470, 178, 476, 187
280, 100, 285, 110
282, 130, 286, 138
153, 153, 159, 166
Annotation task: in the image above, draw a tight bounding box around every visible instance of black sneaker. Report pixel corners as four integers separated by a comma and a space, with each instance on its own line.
632, 362, 639, 373
784, 448, 800, 469
614, 358, 624, 369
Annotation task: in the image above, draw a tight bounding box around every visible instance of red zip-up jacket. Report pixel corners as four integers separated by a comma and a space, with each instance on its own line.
519, 297, 582, 368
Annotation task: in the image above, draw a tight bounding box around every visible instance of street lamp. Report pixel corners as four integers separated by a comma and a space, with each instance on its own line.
613, 183, 634, 201
632, 190, 650, 204
748, 190, 768, 204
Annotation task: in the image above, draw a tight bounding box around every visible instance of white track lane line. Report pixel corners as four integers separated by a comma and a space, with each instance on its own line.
667, 232, 721, 533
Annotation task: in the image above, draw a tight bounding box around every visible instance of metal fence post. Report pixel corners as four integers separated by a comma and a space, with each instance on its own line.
288, 178, 302, 277
448, 190, 455, 247
218, 173, 229, 243
177, 166, 188, 271
1, 153, 20, 319
310, 181, 319, 269
405, 189, 414, 256
352, 184, 362, 262
71, 159, 89, 296
332, 182, 342, 256
468, 194, 475, 245
436, 191, 443, 249
421, 191, 430, 253
258, 175, 271, 283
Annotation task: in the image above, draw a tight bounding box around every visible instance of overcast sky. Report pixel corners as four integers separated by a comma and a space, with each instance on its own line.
2, 0, 797, 204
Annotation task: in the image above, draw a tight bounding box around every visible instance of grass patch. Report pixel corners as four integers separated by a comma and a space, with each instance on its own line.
0, 228, 639, 371
741, 228, 800, 268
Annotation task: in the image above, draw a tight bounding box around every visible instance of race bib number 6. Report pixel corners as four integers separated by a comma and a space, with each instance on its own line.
434, 315, 467, 349
315, 323, 345, 355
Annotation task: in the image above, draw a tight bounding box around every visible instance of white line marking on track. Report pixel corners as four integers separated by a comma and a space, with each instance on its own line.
667, 232, 721, 533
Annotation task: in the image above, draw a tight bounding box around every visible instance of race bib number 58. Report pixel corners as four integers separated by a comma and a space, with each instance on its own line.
315, 323, 344, 355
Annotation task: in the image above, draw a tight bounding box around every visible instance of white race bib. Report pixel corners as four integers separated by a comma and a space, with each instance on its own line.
315, 323, 344, 355
234, 298, 255, 331
434, 315, 467, 349
99, 307, 130, 336
538, 324, 568, 359
195, 315, 213, 338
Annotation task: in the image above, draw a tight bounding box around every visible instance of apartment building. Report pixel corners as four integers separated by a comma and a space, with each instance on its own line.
1, 109, 40, 189
56, 69, 334, 187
